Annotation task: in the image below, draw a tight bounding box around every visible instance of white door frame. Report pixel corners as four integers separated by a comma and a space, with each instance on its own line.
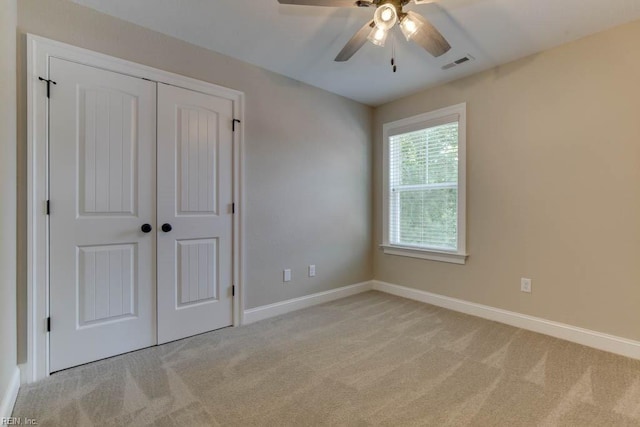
25, 34, 245, 383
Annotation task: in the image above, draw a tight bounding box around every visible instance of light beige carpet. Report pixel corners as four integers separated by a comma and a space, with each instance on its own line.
13, 291, 640, 426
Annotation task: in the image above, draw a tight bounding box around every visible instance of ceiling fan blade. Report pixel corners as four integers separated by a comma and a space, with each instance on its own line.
334, 20, 375, 62
410, 13, 451, 57
278, 0, 360, 6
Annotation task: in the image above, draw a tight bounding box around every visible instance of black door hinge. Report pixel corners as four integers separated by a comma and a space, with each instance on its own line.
46, 200, 50, 215
46, 317, 51, 332
232, 285, 236, 297
232, 119, 241, 132
38, 77, 57, 98
232, 203, 235, 214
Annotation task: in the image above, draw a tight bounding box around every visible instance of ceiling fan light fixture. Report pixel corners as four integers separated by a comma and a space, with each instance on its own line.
373, 4, 397, 30
367, 26, 389, 47
400, 11, 422, 41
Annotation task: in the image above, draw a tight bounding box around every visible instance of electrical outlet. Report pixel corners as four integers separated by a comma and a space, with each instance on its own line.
521, 278, 532, 293
283, 269, 291, 282
309, 265, 316, 277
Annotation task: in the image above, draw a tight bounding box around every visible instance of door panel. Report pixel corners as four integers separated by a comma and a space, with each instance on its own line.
157, 84, 234, 344
177, 107, 219, 215
49, 58, 156, 372
78, 244, 135, 324
80, 87, 137, 215
177, 239, 218, 305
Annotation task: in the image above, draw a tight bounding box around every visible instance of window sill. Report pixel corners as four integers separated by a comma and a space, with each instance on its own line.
380, 245, 468, 265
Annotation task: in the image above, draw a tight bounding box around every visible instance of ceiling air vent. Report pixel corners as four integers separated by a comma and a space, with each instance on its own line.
442, 55, 475, 70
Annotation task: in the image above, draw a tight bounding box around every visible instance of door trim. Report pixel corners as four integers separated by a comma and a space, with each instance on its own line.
26, 34, 245, 382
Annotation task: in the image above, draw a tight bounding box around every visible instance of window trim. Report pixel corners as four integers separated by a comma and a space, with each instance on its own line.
381, 103, 467, 264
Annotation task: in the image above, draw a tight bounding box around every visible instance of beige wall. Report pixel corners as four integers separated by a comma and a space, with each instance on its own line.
17, 0, 373, 362
0, 0, 18, 412
374, 20, 640, 341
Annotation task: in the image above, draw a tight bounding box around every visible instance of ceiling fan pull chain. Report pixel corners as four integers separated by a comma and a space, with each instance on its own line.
391, 32, 397, 73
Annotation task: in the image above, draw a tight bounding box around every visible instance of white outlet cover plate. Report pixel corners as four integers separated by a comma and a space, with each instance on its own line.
284, 269, 292, 282
521, 278, 532, 293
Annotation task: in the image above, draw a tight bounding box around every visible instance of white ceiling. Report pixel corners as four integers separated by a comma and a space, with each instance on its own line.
70, 0, 640, 106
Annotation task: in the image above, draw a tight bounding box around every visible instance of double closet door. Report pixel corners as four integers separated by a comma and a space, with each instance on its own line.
48, 58, 234, 372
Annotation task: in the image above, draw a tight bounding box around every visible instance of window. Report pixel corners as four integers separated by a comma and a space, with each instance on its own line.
382, 103, 467, 264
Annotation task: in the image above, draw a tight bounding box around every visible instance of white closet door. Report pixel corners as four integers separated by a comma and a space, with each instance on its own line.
157, 84, 234, 344
49, 58, 157, 372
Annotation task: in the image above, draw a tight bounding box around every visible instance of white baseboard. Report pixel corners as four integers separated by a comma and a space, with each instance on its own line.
241, 279, 640, 360
372, 280, 640, 360
0, 367, 20, 418
243, 281, 373, 324
18, 365, 29, 385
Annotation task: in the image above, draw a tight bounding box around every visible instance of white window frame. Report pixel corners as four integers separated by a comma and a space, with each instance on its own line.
381, 103, 467, 264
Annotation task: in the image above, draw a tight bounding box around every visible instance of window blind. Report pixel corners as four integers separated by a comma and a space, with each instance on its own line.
389, 120, 459, 251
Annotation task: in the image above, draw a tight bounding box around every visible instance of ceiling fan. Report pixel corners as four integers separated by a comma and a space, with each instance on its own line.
277, 0, 451, 63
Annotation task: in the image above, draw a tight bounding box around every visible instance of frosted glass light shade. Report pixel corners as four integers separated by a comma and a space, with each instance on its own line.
374, 4, 397, 30
367, 26, 389, 47
400, 11, 422, 41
